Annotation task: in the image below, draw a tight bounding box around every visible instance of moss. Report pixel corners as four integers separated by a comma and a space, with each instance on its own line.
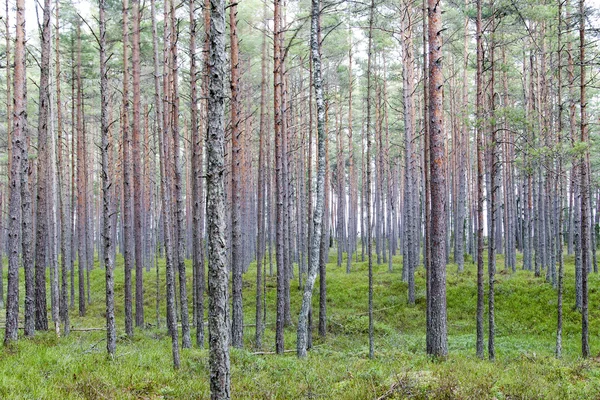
1, 249, 600, 398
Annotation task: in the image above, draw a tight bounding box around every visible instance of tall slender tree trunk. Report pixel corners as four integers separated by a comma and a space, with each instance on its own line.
346, 27, 356, 273
4, 0, 27, 344
4, 0, 10, 179
336, 106, 345, 269
0, 0, 9, 312
156, 0, 180, 368
456, 2, 469, 273
170, 0, 192, 349
475, 0, 485, 359
319, 106, 329, 338
189, 0, 205, 348
297, 0, 326, 358
565, 6, 582, 310
132, 0, 145, 329
579, 0, 590, 358
21, 27, 35, 337
122, 0, 133, 335
150, 0, 161, 328
375, 87, 382, 266
207, 0, 231, 393
273, 0, 286, 354
70, 40, 76, 311
282, 68, 293, 327
488, 15, 497, 361
502, 45, 516, 273
422, 0, 432, 353
401, 2, 416, 305
55, 0, 70, 336
34, 0, 52, 332
383, 60, 393, 273
556, 0, 564, 358
427, 0, 448, 358
366, 0, 375, 359
47, 110, 60, 336
76, 22, 88, 318
255, 1, 269, 350
99, 0, 116, 356
229, 0, 244, 349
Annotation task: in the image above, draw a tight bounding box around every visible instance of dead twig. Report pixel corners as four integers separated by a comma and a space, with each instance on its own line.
83, 337, 106, 354
376, 381, 401, 400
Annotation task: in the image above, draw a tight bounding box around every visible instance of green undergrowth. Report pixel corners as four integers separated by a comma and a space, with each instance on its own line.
1, 249, 600, 399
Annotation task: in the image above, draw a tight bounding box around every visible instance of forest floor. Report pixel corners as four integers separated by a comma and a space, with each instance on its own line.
2, 250, 600, 399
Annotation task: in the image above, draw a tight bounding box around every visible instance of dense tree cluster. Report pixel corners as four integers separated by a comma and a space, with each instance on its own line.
0, 0, 598, 398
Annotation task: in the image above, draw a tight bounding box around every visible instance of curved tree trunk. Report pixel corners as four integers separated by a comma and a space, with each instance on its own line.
297, 0, 326, 357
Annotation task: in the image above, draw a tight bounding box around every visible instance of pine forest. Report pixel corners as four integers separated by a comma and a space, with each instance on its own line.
0, 0, 600, 398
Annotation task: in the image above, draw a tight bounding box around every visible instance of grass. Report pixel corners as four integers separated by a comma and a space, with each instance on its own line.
2, 249, 600, 399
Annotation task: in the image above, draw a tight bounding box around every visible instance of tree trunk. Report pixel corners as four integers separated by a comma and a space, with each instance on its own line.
401, 2, 417, 305
273, 0, 285, 354
132, 0, 145, 329
427, 0, 448, 358
34, 0, 52, 332
555, 0, 564, 358
366, 0, 375, 359
319, 105, 330, 339
150, 0, 162, 330
282, 69, 293, 327
70, 41, 76, 311
488, 16, 497, 361
156, 0, 180, 368
207, 0, 231, 393
229, 0, 243, 349
75, 24, 88, 318
4, 0, 10, 179
421, 0, 432, 353
21, 11, 34, 339
189, 0, 205, 348
336, 103, 345, 269
0, 0, 10, 312
4, 0, 26, 344
170, 0, 192, 349
579, 0, 590, 358
99, 0, 116, 356
121, 0, 133, 335
255, 1, 268, 350
47, 19, 60, 338
475, 0, 485, 360
456, 1, 469, 273
346, 27, 356, 272
55, 0, 70, 336
296, 0, 326, 357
